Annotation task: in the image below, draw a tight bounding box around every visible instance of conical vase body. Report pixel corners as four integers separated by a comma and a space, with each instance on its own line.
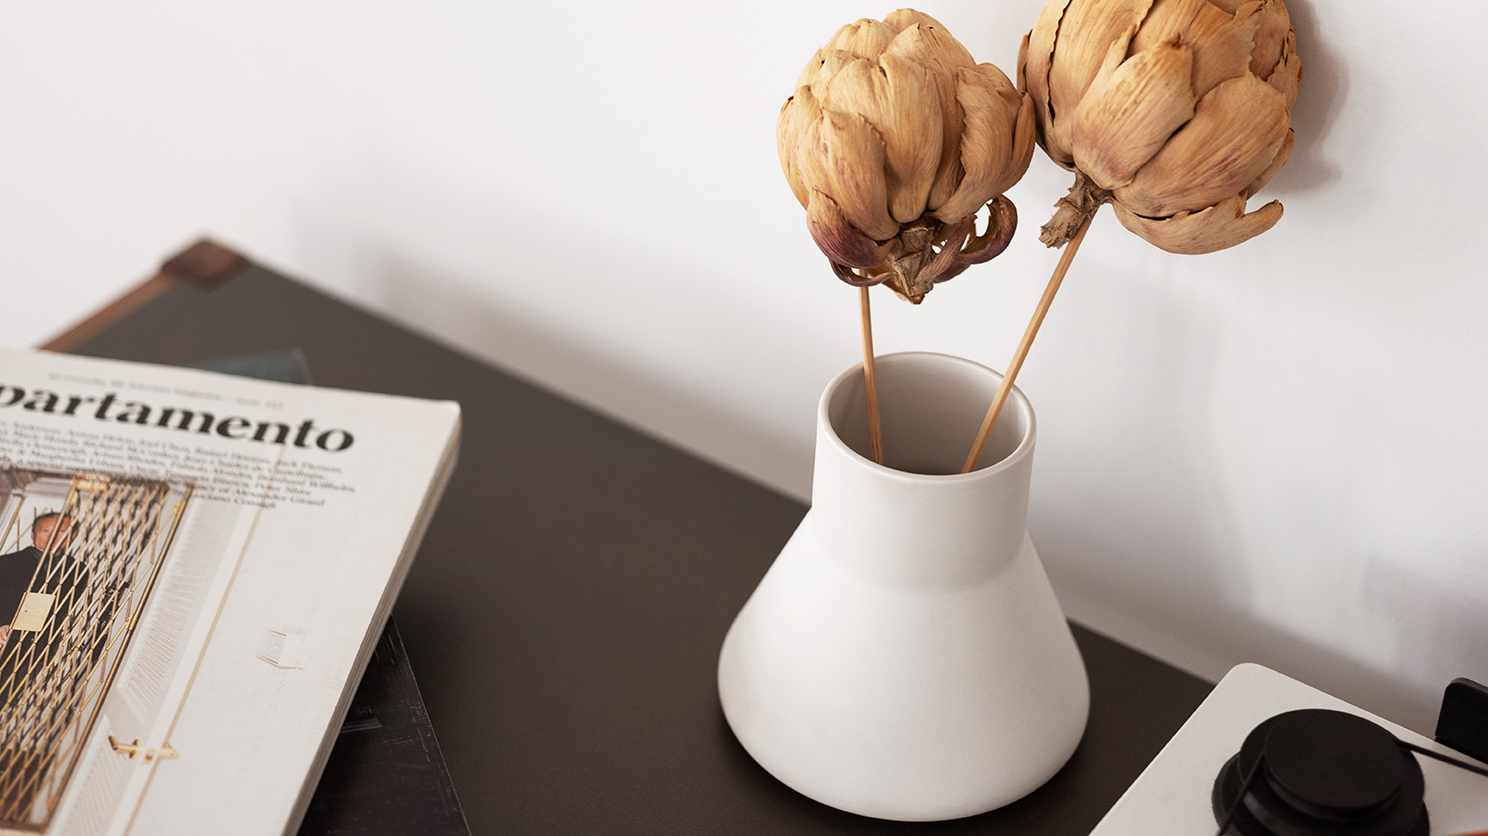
717, 352, 1089, 821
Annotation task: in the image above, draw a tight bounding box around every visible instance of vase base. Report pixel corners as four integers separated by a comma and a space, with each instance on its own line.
717, 522, 1090, 822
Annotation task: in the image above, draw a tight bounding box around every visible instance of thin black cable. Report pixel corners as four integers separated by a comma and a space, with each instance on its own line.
1397, 741, 1488, 779
1215, 754, 1265, 836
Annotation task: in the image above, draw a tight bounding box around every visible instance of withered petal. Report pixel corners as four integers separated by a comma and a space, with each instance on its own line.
934, 64, 1026, 223
881, 21, 976, 213
778, 89, 822, 208
1249, 0, 1292, 80
823, 54, 943, 224
1080, 23, 1136, 108
1017, 30, 1031, 93
929, 198, 1019, 284
805, 49, 856, 102
1113, 194, 1283, 253
795, 48, 825, 92
796, 109, 900, 241
1113, 73, 1288, 217
1242, 126, 1292, 198
1130, 0, 1206, 54
919, 216, 975, 281
830, 258, 891, 287
1047, 0, 1155, 167
959, 195, 1019, 265
883, 9, 953, 35
807, 190, 893, 268
1188, 0, 1263, 98
1024, 0, 1076, 163
1268, 35, 1302, 111
1073, 38, 1195, 190
827, 18, 898, 60
1010, 91, 1038, 188
926, 100, 966, 213
881, 17, 977, 74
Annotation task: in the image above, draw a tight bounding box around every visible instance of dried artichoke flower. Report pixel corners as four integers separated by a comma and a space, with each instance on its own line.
779, 9, 1037, 303
1020, 0, 1301, 253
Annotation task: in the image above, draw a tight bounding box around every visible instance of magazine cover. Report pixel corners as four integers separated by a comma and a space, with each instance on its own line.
0, 349, 460, 836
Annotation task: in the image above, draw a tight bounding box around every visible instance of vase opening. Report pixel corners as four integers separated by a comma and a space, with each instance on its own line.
825, 353, 1031, 476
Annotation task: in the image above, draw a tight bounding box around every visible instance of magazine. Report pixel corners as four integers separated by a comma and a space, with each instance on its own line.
0, 348, 461, 836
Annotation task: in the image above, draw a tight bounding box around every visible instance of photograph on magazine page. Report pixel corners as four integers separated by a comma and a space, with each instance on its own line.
0, 468, 190, 830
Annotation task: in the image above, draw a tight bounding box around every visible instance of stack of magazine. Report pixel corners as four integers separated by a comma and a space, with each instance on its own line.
0, 348, 460, 836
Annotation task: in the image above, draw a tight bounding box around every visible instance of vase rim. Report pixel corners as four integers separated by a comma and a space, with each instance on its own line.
817, 351, 1035, 483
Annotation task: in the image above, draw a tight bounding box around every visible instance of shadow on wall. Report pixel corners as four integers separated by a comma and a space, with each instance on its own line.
1271, 0, 1346, 194
365, 250, 815, 501
1024, 245, 1456, 735
1227, 617, 1461, 737
1049, 558, 1441, 733
1211, 613, 1439, 734
1050, 544, 1473, 736
1364, 558, 1488, 731
1028, 242, 1252, 699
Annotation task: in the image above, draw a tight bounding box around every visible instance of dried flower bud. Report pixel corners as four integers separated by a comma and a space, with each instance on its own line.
780, 9, 1036, 303
1020, 0, 1301, 253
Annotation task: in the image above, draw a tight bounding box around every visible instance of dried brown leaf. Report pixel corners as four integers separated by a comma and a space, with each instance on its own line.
1113, 193, 1283, 253
778, 89, 822, 208
1047, 0, 1155, 164
1024, 0, 1076, 164
823, 55, 943, 224
1242, 126, 1292, 197
935, 65, 1027, 222
795, 110, 899, 240
1073, 39, 1196, 189
1131, 0, 1206, 54
806, 190, 892, 267
1268, 34, 1301, 110
827, 18, 898, 59
881, 22, 977, 212
1249, 0, 1292, 80
1114, 73, 1287, 216
1189, 1, 1263, 98
883, 8, 952, 35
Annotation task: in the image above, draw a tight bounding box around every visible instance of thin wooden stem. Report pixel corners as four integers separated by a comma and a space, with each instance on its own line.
960, 212, 1095, 473
859, 285, 884, 465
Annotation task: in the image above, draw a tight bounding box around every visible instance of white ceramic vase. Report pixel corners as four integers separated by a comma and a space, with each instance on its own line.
717, 352, 1089, 821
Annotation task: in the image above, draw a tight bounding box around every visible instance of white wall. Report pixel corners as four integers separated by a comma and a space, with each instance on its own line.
2, 1, 1484, 734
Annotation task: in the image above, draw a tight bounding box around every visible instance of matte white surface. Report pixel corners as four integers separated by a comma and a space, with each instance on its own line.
2, 1, 1485, 733
718, 354, 1089, 820
1090, 664, 1488, 835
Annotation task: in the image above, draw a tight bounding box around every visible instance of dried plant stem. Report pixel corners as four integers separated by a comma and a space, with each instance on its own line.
961, 211, 1095, 473
859, 286, 884, 465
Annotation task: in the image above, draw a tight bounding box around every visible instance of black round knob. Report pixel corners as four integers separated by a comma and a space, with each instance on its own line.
1212, 709, 1429, 836
1262, 710, 1404, 819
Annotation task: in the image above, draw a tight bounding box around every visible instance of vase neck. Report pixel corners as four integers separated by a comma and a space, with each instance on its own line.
810, 353, 1036, 587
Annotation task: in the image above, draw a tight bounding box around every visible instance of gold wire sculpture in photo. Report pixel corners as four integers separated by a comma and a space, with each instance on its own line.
0, 471, 190, 827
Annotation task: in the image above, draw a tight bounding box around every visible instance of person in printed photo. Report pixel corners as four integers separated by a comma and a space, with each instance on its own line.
0, 512, 74, 657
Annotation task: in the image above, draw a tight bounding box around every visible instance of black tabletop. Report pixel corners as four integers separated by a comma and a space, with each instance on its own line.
57, 248, 1212, 834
